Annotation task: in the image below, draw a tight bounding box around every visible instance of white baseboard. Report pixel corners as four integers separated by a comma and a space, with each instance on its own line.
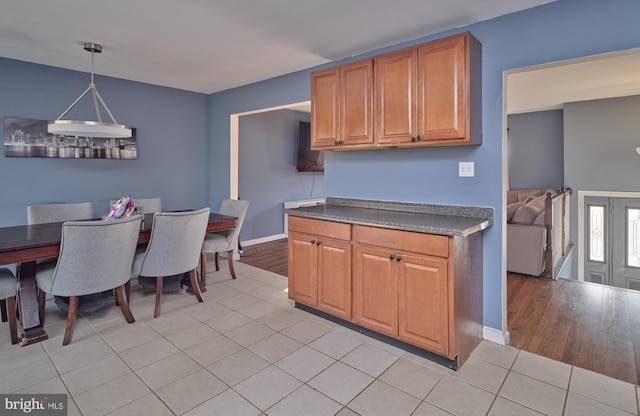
483, 326, 510, 346
242, 234, 286, 247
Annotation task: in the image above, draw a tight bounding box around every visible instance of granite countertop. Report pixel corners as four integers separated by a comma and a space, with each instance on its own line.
284, 197, 493, 237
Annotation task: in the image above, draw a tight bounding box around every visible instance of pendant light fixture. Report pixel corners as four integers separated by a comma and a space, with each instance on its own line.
48, 42, 132, 138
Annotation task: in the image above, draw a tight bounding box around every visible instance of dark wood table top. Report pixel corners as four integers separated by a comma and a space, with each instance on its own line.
0, 212, 237, 266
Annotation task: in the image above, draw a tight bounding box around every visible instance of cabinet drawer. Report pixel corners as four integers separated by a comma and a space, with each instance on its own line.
355, 225, 448, 258
289, 216, 351, 241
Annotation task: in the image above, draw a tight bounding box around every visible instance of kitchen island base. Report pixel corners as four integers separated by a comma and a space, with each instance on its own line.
285, 198, 492, 370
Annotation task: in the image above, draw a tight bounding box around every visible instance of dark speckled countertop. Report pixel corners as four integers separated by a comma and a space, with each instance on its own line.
283, 197, 493, 237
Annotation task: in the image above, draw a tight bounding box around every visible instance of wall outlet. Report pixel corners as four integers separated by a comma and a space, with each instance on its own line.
459, 161, 474, 177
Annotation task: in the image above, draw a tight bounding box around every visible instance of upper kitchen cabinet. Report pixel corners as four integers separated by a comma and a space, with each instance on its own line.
311, 59, 373, 149
310, 66, 340, 148
312, 32, 481, 151
415, 32, 481, 145
374, 47, 417, 145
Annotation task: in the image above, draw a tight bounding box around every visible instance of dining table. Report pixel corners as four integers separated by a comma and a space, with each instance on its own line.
0, 212, 237, 346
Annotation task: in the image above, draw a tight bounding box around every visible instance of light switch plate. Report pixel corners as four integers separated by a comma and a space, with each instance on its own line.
459, 162, 474, 177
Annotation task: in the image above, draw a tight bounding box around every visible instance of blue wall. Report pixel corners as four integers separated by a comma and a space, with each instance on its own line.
238, 109, 323, 241
0, 59, 209, 226
507, 110, 564, 190
207, 0, 640, 331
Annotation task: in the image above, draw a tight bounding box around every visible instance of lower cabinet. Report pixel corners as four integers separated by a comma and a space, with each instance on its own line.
397, 253, 449, 356
288, 216, 482, 366
353, 244, 399, 337
354, 226, 450, 357
288, 217, 352, 320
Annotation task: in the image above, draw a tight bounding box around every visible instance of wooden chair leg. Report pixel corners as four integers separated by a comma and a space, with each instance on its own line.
188, 269, 204, 303
125, 280, 131, 304
200, 252, 207, 291
38, 288, 46, 327
115, 286, 135, 323
0, 299, 6, 322
7, 296, 18, 345
214, 252, 220, 271
63, 296, 79, 346
154, 277, 163, 318
227, 250, 237, 279
115, 280, 131, 307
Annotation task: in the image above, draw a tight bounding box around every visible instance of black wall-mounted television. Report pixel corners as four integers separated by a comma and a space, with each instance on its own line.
296, 121, 324, 173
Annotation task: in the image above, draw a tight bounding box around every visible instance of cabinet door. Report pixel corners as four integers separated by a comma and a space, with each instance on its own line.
311, 67, 340, 148
397, 253, 450, 356
374, 48, 417, 144
354, 245, 398, 336
417, 34, 466, 141
317, 237, 352, 320
288, 231, 318, 307
340, 59, 374, 146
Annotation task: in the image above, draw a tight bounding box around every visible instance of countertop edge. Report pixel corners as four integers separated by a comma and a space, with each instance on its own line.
284, 202, 493, 237
325, 197, 494, 219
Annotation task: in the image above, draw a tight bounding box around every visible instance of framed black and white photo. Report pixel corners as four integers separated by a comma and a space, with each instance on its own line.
3, 117, 137, 159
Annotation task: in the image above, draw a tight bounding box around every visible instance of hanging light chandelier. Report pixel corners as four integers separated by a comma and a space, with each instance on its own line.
47, 42, 132, 138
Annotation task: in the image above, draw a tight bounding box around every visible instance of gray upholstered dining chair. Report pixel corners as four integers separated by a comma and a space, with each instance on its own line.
110, 198, 162, 214
27, 202, 94, 225
27, 202, 96, 267
0, 268, 18, 345
200, 199, 249, 282
131, 208, 210, 318
35, 215, 142, 346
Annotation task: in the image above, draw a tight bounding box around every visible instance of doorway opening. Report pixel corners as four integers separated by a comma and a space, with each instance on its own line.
503, 48, 640, 385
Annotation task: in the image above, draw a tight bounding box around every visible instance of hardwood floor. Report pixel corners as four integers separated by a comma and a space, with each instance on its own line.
239, 238, 288, 277
240, 238, 639, 385
508, 272, 640, 385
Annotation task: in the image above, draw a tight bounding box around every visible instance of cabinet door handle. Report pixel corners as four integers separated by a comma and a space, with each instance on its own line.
334, 140, 339, 145
389, 254, 395, 260
411, 136, 417, 142
316, 241, 321, 246
396, 256, 402, 262
416, 135, 422, 141
310, 239, 315, 244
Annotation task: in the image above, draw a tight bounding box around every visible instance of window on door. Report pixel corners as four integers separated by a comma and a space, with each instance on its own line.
585, 196, 640, 290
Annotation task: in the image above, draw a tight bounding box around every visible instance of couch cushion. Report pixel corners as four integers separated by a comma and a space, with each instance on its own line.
533, 212, 546, 226
511, 204, 544, 225
526, 195, 546, 212
507, 202, 524, 222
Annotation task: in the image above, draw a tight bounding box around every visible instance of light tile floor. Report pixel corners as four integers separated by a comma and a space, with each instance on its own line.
1, 261, 639, 415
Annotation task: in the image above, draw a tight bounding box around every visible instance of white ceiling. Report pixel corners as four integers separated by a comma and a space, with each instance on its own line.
0, 0, 555, 94
507, 48, 640, 114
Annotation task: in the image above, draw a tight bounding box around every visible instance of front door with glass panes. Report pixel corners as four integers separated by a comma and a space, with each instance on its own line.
585, 196, 640, 290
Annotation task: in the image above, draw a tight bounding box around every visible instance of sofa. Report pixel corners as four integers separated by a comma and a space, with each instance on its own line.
506, 188, 571, 277
506, 189, 549, 276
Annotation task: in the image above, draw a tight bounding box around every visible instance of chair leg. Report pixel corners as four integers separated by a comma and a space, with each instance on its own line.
62, 296, 79, 346
154, 277, 163, 318
125, 280, 131, 304
227, 250, 237, 279
0, 299, 6, 322
200, 252, 207, 291
215, 252, 220, 271
7, 296, 18, 345
188, 269, 204, 303
115, 286, 135, 324
115, 280, 131, 307
38, 288, 46, 327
